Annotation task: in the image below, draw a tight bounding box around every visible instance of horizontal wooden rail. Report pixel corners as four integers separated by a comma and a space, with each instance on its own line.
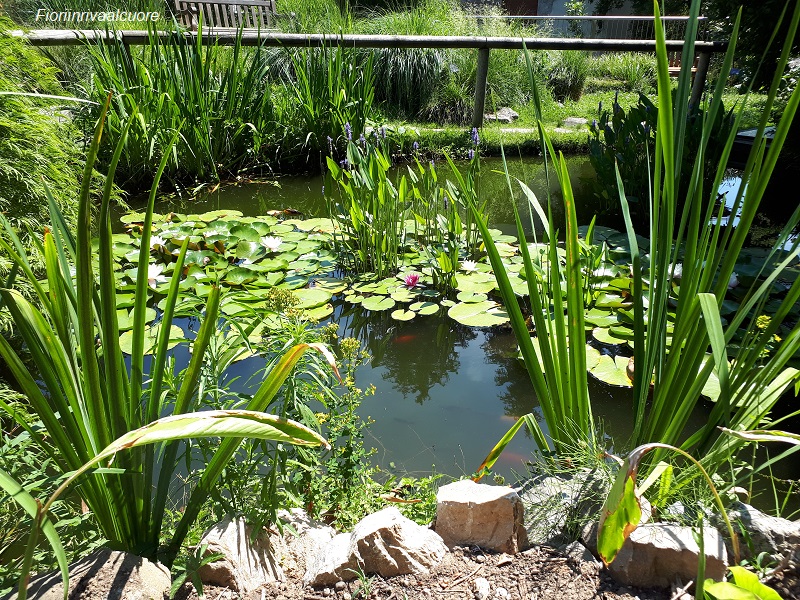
9, 29, 727, 52
6, 29, 726, 127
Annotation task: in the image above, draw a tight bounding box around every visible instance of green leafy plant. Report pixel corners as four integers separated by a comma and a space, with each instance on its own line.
546, 50, 590, 102
82, 24, 276, 188
0, 99, 334, 591
169, 543, 224, 599
285, 44, 376, 168
472, 0, 800, 484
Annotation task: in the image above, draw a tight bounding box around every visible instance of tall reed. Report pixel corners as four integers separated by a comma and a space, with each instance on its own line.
82, 25, 275, 187
0, 101, 333, 584
474, 0, 800, 479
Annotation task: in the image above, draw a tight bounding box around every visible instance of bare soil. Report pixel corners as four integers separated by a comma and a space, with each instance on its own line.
173, 545, 678, 600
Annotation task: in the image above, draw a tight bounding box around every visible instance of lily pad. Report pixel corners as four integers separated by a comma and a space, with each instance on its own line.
588, 353, 633, 387
592, 327, 625, 346
391, 309, 416, 321
293, 288, 332, 310
455, 272, 496, 295
447, 301, 509, 327
224, 267, 258, 286
119, 324, 184, 355
457, 291, 488, 303
410, 301, 439, 315
362, 296, 396, 312
305, 303, 334, 321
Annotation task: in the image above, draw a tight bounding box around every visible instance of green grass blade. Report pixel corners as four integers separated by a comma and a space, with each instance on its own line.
0, 468, 68, 600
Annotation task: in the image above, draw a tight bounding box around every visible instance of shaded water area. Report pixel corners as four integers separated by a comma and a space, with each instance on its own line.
125, 157, 736, 482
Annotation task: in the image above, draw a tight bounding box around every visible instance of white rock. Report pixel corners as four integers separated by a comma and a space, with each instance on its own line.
4, 548, 170, 600
473, 577, 491, 600
304, 507, 448, 586
197, 516, 284, 592
271, 508, 337, 579
716, 502, 800, 560
436, 480, 528, 554
484, 107, 519, 124
609, 524, 728, 588
494, 586, 509, 599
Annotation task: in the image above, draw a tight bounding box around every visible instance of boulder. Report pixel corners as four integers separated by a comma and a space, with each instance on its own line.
559, 541, 599, 565
518, 471, 611, 547
484, 107, 519, 124
714, 502, 800, 560
3, 548, 170, 600
304, 507, 448, 586
562, 117, 589, 128
270, 508, 337, 579
197, 516, 284, 592
435, 480, 527, 554
608, 524, 728, 589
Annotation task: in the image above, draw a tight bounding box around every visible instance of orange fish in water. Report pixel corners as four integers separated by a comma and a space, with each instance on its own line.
495, 451, 528, 465
394, 334, 417, 344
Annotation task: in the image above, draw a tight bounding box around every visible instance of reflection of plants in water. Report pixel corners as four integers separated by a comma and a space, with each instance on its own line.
481, 327, 538, 419
374, 320, 476, 405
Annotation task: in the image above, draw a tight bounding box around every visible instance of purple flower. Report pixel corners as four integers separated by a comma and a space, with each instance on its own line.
345, 122, 352, 141
591, 119, 597, 130
339, 158, 349, 168
468, 149, 475, 160
359, 133, 366, 146
380, 126, 387, 139
404, 273, 420, 288
471, 127, 480, 146
412, 141, 419, 151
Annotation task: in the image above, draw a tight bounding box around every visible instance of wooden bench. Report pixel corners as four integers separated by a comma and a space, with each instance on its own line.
668, 51, 698, 78
174, 0, 277, 30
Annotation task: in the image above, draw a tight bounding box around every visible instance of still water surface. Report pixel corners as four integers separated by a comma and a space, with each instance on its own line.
134, 157, 707, 480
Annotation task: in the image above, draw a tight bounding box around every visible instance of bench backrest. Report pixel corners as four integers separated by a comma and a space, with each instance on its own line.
175, 0, 276, 29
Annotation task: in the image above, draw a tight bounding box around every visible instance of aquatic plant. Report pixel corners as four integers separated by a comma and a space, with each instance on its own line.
82, 24, 275, 187
474, 0, 800, 481
0, 103, 334, 590
285, 45, 376, 168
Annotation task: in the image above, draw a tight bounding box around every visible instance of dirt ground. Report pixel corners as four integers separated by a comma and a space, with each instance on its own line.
174, 544, 678, 600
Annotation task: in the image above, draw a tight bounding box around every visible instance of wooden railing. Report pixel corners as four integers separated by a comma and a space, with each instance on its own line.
473, 15, 711, 41
7, 30, 727, 128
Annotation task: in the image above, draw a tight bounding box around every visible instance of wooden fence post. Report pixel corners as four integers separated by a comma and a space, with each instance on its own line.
690, 50, 712, 108
472, 47, 490, 130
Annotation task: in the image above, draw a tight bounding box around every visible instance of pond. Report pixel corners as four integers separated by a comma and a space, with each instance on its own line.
120, 156, 795, 496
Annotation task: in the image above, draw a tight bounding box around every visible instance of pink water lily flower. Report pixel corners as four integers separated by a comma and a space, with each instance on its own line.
404, 273, 421, 288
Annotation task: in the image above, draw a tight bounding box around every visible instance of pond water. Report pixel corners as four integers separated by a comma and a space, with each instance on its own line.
123, 157, 783, 491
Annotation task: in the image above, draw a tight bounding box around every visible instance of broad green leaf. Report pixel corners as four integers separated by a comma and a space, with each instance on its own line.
223, 268, 258, 286
311, 276, 348, 294
457, 291, 488, 303
292, 288, 332, 310
305, 304, 334, 321
589, 354, 633, 387
362, 296, 396, 312
410, 301, 439, 315
597, 453, 643, 565
448, 301, 509, 327
391, 309, 415, 321
119, 324, 184, 355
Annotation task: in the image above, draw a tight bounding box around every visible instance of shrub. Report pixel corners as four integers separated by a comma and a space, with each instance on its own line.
588, 52, 657, 94
546, 50, 590, 102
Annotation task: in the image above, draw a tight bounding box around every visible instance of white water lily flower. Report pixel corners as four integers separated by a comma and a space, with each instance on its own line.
592, 266, 616, 278
671, 263, 683, 280
460, 260, 478, 272
261, 236, 283, 252
147, 264, 167, 288
150, 235, 166, 248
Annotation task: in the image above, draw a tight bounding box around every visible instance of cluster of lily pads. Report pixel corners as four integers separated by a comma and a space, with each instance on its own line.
113, 211, 800, 392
